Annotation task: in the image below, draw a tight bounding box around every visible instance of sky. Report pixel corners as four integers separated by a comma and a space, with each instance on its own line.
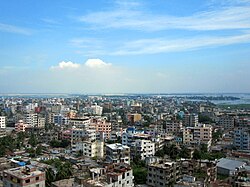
0, 0, 250, 94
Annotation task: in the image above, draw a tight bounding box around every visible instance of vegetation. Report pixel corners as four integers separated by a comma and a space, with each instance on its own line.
42, 159, 73, 186
198, 114, 213, 123
193, 146, 225, 160
155, 144, 190, 159
50, 139, 70, 148
217, 104, 250, 110
131, 155, 147, 184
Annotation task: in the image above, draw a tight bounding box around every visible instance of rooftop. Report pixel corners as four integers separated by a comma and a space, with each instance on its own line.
217, 158, 246, 171
4, 165, 43, 179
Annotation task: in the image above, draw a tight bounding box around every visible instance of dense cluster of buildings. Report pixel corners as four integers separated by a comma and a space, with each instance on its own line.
0, 94, 249, 186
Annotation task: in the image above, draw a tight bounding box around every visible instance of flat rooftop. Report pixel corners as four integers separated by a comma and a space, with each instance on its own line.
4, 166, 43, 179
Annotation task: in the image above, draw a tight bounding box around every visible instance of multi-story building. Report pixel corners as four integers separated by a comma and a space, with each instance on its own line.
80, 163, 134, 187
37, 117, 45, 128
131, 139, 155, 160
106, 143, 130, 165
234, 127, 250, 150
71, 127, 96, 142
147, 161, 180, 187
218, 115, 235, 130
127, 113, 142, 124
184, 113, 198, 127
15, 120, 28, 132
0, 116, 6, 128
183, 124, 212, 147
165, 120, 183, 134
68, 117, 91, 127
93, 119, 112, 140
24, 113, 38, 127
53, 114, 68, 125
0, 128, 7, 138
72, 140, 104, 158
3, 165, 45, 187
91, 104, 103, 116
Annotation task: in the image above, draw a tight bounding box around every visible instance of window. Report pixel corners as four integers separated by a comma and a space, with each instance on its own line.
36, 176, 39, 180
36, 184, 40, 187
127, 172, 129, 176
26, 179, 30, 183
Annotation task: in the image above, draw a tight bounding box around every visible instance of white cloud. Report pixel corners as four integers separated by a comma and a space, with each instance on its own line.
0, 23, 31, 35
78, 1, 250, 31
50, 61, 80, 70
85, 59, 112, 69
111, 32, 250, 55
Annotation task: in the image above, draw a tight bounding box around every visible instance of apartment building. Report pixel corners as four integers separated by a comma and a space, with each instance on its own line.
106, 143, 130, 165
147, 161, 180, 187
15, 120, 28, 132
234, 127, 250, 150
218, 115, 235, 129
80, 163, 134, 187
183, 124, 212, 147
127, 113, 142, 123
184, 113, 198, 127
0, 116, 6, 128
72, 140, 104, 158
131, 139, 155, 160
3, 165, 45, 187
165, 120, 183, 133
24, 113, 38, 127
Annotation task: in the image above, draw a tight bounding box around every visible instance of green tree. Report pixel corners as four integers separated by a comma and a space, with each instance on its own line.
29, 134, 38, 147
193, 149, 202, 160
45, 168, 55, 187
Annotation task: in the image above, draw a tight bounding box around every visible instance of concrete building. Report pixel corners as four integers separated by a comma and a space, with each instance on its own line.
165, 120, 183, 134
15, 120, 28, 132
0, 116, 6, 128
24, 113, 38, 127
3, 165, 45, 187
37, 117, 45, 128
54, 114, 68, 125
183, 124, 212, 147
80, 163, 134, 187
0, 128, 7, 138
91, 104, 103, 116
218, 115, 235, 130
106, 143, 130, 165
127, 113, 142, 124
147, 160, 180, 187
184, 113, 198, 127
93, 119, 112, 140
234, 127, 250, 150
71, 140, 104, 158
71, 127, 96, 142
217, 158, 246, 176
131, 139, 155, 160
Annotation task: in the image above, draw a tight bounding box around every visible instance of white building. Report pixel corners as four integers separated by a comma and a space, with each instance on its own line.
0, 116, 6, 128
91, 104, 103, 116
106, 143, 130, 165
72, 140, 104, 158
132, 139, 155, 160
24, 113, 38, 127
83, 163, 134, 187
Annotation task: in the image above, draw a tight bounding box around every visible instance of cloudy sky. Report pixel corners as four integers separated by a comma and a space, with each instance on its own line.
1, 0, 250, 93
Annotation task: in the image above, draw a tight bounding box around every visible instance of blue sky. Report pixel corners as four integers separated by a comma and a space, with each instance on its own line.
0, 0, 250, 93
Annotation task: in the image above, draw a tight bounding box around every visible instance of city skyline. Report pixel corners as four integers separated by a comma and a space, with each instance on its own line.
1, 0, 250, 93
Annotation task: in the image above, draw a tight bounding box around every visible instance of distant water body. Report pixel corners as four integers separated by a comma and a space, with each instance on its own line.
183, 93, 250, 105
